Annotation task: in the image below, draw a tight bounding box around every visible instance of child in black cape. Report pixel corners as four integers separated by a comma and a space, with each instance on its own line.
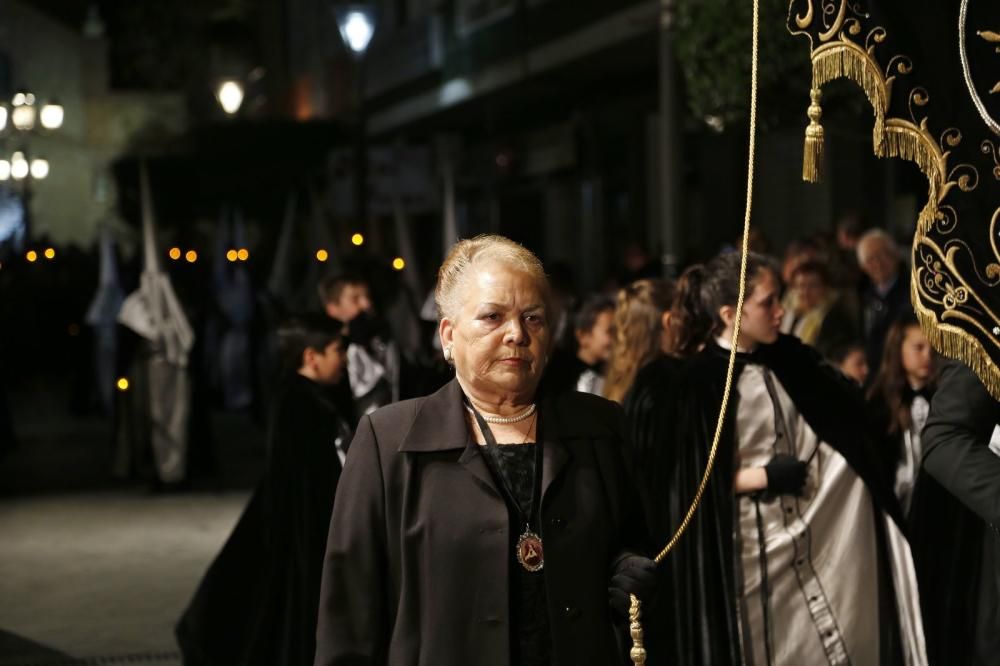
176, 313, 351, 665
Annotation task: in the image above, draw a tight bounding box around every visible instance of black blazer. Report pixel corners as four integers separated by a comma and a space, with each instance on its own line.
922, 359, 1000, 661
313, 379, 646, 666
923, 360, 1000, 530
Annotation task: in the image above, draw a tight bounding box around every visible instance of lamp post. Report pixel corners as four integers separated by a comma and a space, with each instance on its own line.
334, 4, 376, 247
0, 89, 63, 243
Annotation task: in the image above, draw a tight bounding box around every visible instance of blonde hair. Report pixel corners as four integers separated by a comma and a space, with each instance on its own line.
435, 234, 549, 321
603, 279, 676, 404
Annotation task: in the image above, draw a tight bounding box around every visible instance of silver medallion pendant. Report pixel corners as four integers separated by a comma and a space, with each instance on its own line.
517, 528, 544, 572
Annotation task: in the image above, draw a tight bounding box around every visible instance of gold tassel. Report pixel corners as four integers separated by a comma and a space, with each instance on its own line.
802, 87, 824, 183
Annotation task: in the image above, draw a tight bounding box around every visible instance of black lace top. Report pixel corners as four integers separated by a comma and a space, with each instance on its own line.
481, 442, 552, 666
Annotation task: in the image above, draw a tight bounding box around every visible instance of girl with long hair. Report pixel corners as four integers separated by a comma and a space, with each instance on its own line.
634, 251, 925, 666
603, 279, 675, 404
868, 316, 983, 666
867, 315, 936, 514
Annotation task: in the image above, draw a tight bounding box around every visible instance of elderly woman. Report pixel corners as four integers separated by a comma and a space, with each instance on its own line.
314, 235, 655, 666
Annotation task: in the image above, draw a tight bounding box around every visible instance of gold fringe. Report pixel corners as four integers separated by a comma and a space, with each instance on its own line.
802, 87, 824, 183
812, 43, 888, 154
884, 124, 941, 184
913, 282, 1000, 401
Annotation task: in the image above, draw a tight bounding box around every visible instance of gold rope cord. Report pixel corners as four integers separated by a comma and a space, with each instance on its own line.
629, 0, 761, 660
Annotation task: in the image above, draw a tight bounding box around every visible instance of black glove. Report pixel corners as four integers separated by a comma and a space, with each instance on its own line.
764, 454, 808, 497
608, 554, 658, 620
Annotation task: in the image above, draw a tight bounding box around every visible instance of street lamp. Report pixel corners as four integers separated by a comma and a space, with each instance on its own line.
0, 89, 64, 244
39, 102, 64, 130
11, 92, 36, 131
335, 6, 376, 56
215, 80, 245, 115
334, 3, 376, 248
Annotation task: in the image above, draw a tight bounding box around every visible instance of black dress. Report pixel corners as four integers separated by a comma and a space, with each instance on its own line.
176, 374, 351, 666
481, 442, 552, 666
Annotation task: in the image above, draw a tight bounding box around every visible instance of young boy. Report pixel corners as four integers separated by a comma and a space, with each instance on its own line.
177, 313, 351, 666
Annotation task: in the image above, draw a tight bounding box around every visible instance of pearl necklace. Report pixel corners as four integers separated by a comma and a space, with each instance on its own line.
466, 402, 537, 425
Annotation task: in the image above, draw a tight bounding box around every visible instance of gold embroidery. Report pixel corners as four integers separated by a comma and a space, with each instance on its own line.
789, 0, 1000, 398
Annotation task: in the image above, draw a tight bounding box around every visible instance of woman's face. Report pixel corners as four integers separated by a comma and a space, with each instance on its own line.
440, 261, 552, 400
722, 268, 784, 349
901, 325, 934, 387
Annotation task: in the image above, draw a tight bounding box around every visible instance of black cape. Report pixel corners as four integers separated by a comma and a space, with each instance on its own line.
623, 335, 905, 666
176, 374, 349, 666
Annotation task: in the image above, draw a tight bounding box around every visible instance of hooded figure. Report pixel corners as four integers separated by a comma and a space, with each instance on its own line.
85, 225, 125, 414
117, 161, 194, 483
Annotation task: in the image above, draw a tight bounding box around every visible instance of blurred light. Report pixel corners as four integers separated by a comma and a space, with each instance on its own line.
116, 377, 129, 392
168, 247, 182, 261
336, 8, 376, 55
25, 93, 35, 105
351, 233, 364, 246
11, 99, 35, 131
226, 249, 238, 262
392, 257, 405, 271
216, 80, 244, 115
30, 159, 49, 180
25, 250, 37, 262
316, 249, 329, 262
0, 106, 7, 132
39, 103, 64, 129
11, 93, 25, 106
704, 115, 726, 133
68, 324, 80, 336
44, 247, 55, 260
185, 250, 198, 263
0, 160, 10, 181
11, 152, 28, 180
237, 248, 249, 261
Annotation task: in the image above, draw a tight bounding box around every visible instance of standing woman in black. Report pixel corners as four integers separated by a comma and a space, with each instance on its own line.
314, 234, 655, 666
643, 251, 926, 666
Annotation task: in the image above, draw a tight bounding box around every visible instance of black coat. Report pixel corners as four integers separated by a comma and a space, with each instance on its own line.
922, 360, 1000, 663
313, 378, 646, 666
623, 335, 905, 666
177, 375, 349, 666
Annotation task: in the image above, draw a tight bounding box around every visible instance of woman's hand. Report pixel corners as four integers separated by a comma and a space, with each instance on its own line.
607, 554, 657, 620
763, 454, 808, 496
734, 456, 808, 497
734, 467, 768, 495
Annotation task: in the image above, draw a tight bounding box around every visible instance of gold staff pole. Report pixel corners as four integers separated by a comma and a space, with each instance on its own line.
629, 0, 762, 661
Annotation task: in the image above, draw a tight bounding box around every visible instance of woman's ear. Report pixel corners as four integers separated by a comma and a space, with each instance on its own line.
660, 310, 672, 333
718, 305, 736, 329
439, 317, 454, 351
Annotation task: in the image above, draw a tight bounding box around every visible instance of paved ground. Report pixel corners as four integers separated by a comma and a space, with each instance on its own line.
0, 491, 249, 665
0, 377, 265, 665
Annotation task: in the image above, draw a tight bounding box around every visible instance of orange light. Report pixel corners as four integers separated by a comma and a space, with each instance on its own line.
116, 377, 130, 391
316, 249, 329, 262
168, 247, 182, 261
26, 250, 38, 263
226, 249, 238, 262
351, 233, 364, 246
237, 248, 249, 261
392, 257, 405, 271
44, 247, 56, 260
185, 250, 198, 263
